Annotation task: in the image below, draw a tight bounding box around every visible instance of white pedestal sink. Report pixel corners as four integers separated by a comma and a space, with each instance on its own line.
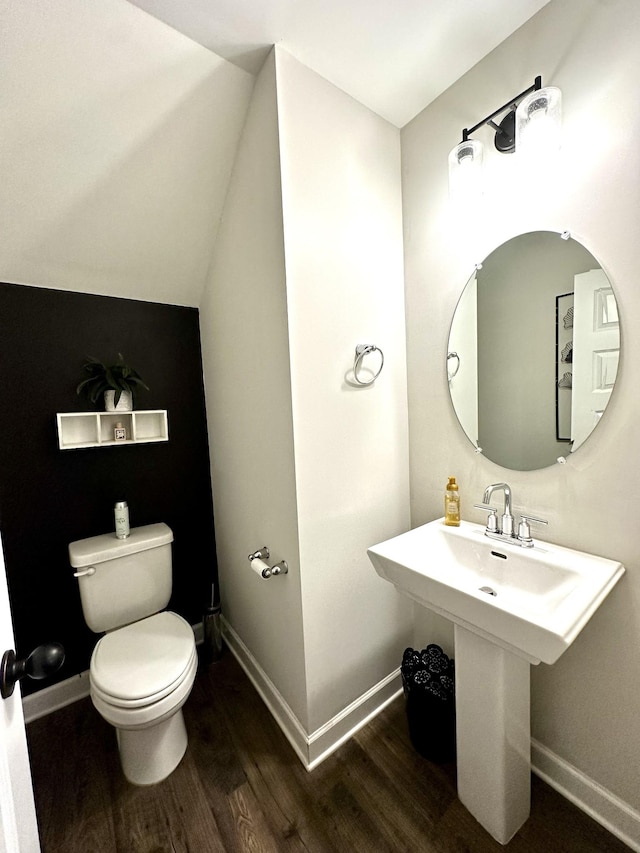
368, 519, 624, 844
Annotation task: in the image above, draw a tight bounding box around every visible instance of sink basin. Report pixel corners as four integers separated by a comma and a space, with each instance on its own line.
368, 519, 624, 664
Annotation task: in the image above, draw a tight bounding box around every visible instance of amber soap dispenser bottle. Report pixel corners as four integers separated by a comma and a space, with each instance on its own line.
444, 477, 460, 526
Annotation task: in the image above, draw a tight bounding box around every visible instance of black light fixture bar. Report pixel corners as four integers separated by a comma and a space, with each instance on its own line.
460, 75, 542, 143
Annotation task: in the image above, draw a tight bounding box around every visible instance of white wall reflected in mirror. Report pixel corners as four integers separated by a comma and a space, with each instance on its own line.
447, 231, 620, 471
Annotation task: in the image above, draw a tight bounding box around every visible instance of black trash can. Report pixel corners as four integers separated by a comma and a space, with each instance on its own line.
401, 645, 456, 763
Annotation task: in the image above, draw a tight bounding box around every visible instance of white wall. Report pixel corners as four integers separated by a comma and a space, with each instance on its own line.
199, 51, 309, 727
201, 47, 412, 747
275, 49, 412, 731
402, 0, 640, 819
0, 0, 253, 307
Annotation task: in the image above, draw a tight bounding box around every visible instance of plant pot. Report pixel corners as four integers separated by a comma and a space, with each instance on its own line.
104, 390, 133, 412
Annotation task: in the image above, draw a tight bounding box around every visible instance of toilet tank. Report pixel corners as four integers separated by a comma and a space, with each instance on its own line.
69, 523, 174, 633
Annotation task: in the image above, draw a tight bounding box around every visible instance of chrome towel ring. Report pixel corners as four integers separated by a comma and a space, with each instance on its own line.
353, 344, 384, 386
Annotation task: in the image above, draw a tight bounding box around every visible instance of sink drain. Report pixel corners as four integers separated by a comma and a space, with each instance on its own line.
479, 585, 497, 597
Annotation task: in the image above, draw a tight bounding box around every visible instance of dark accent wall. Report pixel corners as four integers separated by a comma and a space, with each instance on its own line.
0, 282, 217, 694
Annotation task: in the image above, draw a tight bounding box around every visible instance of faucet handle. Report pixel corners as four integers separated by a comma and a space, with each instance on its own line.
517, 514, 548, 546
473, 504, 499, 533
519, 513, 548, 526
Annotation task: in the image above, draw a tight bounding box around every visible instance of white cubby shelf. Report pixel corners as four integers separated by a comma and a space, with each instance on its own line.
56, 410, 168, 450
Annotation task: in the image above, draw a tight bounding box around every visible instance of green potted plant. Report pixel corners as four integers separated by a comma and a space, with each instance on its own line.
76, 353, 150, 411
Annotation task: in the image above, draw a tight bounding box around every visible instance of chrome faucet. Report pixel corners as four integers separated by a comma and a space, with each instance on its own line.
474, 482, 548, 547
483, 482, 514, 537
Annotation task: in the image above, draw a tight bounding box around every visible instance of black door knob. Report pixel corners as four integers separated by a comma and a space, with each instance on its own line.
1, 643, 65, 699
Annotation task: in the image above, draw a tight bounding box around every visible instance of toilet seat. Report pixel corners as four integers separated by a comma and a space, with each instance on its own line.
91, 649, 197, 731
89, 611, 197, 732
90, 611, 195, 706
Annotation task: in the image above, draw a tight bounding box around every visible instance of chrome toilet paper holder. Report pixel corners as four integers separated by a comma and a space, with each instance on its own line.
248, 546, 289, 579
248, 546, 270, 562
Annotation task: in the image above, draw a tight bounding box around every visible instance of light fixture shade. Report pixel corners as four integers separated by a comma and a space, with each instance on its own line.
448, 139, 484, 201
515, 86, 562, 157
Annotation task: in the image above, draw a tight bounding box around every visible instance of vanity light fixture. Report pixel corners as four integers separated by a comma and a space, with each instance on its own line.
515, 84, 562, 157
448, 76, 561, 194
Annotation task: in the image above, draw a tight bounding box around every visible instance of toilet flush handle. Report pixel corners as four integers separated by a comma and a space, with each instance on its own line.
73, 566, 96, 578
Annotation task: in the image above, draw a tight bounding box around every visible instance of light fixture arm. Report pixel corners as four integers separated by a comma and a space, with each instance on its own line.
460, 75, 542, 143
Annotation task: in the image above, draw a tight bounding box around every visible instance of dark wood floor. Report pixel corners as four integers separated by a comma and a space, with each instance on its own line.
27, 649, 630, 853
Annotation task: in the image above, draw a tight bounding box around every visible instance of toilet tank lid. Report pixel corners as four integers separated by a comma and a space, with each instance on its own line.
69, 522, 173, 568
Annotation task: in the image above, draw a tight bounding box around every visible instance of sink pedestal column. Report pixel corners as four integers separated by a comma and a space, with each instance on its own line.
454, 625, 531, 845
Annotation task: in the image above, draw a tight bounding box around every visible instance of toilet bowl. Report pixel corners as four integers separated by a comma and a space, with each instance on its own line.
69, 523, 197, 786
89, 610, 197, 785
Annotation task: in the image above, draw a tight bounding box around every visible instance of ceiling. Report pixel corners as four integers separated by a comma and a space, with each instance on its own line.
127, 0, 551, 127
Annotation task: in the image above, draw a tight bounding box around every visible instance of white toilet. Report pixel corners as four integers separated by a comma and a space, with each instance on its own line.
69, 523, 197, 786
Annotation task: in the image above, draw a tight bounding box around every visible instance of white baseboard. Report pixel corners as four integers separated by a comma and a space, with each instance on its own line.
531, 738, 640, 852
221, 617, 403, 771
221, 619, 311, 765
22, 670, 91, 724
20, 623, 640, 851
306, 667, 403, 770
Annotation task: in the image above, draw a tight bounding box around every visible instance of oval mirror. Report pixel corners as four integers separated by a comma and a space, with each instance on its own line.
447, 231, 620, 471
